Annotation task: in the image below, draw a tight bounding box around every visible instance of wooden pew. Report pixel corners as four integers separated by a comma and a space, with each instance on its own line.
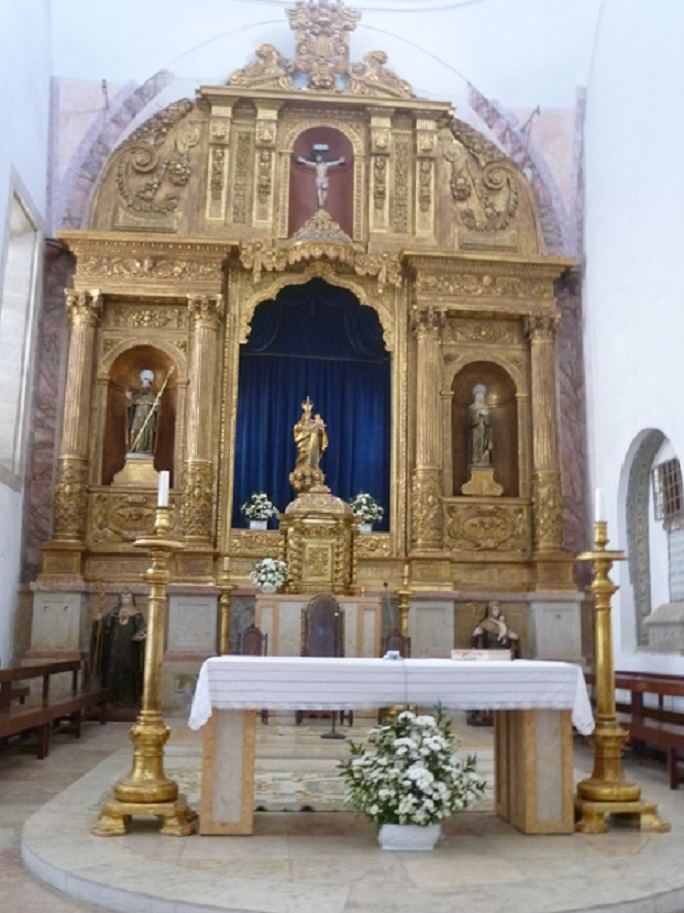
0, 660, 111, 759
585, 670, 684, 788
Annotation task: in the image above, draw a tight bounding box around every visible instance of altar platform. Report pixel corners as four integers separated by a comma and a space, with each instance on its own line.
10, 714, 684, 913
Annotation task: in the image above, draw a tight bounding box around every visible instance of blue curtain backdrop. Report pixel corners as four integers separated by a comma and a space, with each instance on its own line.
232, 279, 391, 530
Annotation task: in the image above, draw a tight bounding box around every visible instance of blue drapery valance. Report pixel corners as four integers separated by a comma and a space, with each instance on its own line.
232, 279, 391, 529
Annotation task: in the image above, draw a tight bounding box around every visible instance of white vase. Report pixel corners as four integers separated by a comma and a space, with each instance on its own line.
260, 582, 277, 594
377, 823, 441, 851
358, 522, 372, 533
249, 519, 267, 530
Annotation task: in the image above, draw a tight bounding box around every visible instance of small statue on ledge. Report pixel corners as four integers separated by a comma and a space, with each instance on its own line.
467, 383, 492, 467
290, 396, 329, 493
92, 590, 147, 708
471, 601, 520, 657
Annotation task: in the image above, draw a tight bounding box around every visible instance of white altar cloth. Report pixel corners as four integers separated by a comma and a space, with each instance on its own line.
188, 656, 594, 735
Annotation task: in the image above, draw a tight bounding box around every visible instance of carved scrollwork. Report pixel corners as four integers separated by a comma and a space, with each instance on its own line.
445, 502, 528, 552
257, 149, 273, 204
116, 120, 199, 219
444, 119, 521, 233
181, 461, 214, 539
227, 43, 295, 90
349, 50, 414, 99
394, 141, 409, 233
416, 270, 551, 299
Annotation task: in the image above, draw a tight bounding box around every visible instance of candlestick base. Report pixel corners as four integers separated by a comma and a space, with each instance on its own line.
91, 794, 198, 837
574, 797, 670, 834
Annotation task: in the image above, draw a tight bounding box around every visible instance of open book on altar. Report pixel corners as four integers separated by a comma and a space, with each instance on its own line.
450, 649, 513, 661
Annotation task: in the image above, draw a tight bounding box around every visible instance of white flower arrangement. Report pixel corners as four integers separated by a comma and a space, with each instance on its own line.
339, 706, 485, 827
240, 491, 279, 521
349, 492, 384, 524
250, 557, 290, 590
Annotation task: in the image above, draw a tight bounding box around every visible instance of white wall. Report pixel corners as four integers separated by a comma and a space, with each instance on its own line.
48, 0, 601, 107
584, 0, 684, 671
0, 1, 51, 665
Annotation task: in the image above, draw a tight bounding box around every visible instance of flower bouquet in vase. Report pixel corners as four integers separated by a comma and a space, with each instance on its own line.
250, 557, 290, 594
349, 492, 384, 532
339, 706, 485, 850
240, 492, 278, 529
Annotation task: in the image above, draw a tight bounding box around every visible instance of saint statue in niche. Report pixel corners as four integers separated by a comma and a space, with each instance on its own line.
294, 396, 328, 470
290, 396, 329, 494
125, 369, 159, 455
467, 383, 492, 466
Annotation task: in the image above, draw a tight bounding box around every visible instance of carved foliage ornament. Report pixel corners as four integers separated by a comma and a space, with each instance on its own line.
532, 475, 564, 549
444, 119, 520, 233
54, 461, 89, 540
239, 234, 401, 294
77, 255, 223, 283
411, 472, 443, 549
181, 462, 214, 538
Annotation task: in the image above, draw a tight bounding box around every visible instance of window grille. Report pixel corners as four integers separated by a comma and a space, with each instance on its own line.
652, 458, 683, 524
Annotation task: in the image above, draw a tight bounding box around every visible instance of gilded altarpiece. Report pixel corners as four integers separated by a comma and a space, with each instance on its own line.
38, 2, 579, 672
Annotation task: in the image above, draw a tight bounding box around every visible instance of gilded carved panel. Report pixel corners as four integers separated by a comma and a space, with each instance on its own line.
444, 501, 529, 553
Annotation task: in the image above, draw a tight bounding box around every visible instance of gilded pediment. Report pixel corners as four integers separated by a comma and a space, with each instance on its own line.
85, 0, 542, 258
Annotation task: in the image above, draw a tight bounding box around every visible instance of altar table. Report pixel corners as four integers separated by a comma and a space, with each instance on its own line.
188, 656, 594, 836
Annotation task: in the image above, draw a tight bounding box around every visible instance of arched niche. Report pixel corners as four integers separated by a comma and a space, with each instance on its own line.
452, 362, 518, 497
102, 346, 178, 486
232, 277, 391, 529
289, 127, 354, 237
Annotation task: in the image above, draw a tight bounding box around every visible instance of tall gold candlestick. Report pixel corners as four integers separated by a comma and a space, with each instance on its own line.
397, 563, 411, 638
574, 520, 669, 834
92, 506, 198, 837
218, 556, 233, 655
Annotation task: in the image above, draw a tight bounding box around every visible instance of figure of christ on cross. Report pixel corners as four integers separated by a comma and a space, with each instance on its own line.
296, 149, 346, 210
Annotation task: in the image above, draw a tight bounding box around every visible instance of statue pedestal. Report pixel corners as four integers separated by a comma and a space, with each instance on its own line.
461, 466, 503, 496
280, 485, 356, 595
113, 454, 158, 487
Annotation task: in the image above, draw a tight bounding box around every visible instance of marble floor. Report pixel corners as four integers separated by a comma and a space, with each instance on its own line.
3, 712, 684, 913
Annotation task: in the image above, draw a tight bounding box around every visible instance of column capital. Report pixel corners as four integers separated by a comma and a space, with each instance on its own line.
410, 305, 444, 336
187, 294, 224, 329
65, 289, 103, 327
523, 312, 559, 341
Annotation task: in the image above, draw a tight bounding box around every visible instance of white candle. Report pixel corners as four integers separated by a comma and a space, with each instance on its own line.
158, 470, 170, 507
222, 557, 230, 573
594, 487, 605, 522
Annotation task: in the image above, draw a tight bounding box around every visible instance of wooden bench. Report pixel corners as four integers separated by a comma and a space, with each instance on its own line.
585, 670, 684, 789
0, 660, 111, 759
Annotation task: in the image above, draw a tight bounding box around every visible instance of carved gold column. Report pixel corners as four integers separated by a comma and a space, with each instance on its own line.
41, 289, 102, 579
524, 313, 573, 587
179, 294, 223, 577
410, 307, 444, 551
